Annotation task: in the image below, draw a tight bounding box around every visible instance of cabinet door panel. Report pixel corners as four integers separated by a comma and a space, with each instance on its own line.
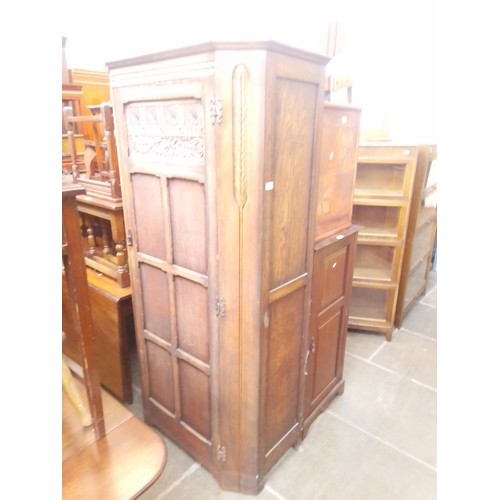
319, 246, 347, 308
269, 79, 317, 288
112, 77, 218, 468
147, 342, 175, 412
179, 360, 211, 440
169, 179, 207, 275
314, 307, 342, 397
264, 288, 305, 452
140, 263, 171, 342
175, 277, 209, 363
132, 174, 167, 259
315, 105, 360, 239
304, 228, 357, 426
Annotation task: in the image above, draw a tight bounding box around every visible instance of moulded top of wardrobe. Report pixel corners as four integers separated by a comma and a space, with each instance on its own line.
324, 101, 363, 112
359, 140, 437, 150
106, 40, 331, 70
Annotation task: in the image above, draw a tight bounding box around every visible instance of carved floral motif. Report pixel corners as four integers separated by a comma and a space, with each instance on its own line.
125, 100, 205, 161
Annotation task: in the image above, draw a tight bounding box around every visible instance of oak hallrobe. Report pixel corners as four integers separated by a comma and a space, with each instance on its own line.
107, 41, 329, 494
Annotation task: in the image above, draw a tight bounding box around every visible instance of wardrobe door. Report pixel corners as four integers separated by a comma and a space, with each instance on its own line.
112, 77, 220, 471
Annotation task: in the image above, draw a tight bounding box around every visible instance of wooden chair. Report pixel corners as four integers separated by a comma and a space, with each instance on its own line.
63, 102, 121, 201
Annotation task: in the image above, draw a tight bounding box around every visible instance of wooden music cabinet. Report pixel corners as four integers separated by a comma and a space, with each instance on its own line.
107, 41, 329, 494
302, 102, 360, 435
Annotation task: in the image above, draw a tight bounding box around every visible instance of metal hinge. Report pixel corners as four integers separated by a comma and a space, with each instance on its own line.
210, 97, 223, 125
215, 297, 226, 317
126, 229, 133, 247
216, 445, 227, 462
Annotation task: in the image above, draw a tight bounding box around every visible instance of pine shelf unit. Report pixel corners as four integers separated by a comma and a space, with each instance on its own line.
349, 143, 419, 341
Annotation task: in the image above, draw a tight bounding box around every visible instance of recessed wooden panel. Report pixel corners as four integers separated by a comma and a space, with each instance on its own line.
264, 288, 304, 452
146, 341, 175, 412
270, 79, 317, 288
132, 174, 166, 259
411, 220, 436, 267
316, 168, 356, 237
169, 179, 207, 275
179, 360, 211, 440
175, 277, 209, 363
139, 263, 171, 342
315, 105, 360, 239
402, 257, 428, 310
319, 247, 347, 309
314, 308, 342, 398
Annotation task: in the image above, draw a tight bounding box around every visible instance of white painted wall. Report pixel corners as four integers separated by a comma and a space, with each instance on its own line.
62, 0, 436, 142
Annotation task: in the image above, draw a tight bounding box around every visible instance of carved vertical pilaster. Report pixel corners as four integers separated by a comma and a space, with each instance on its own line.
232, 65, 250, 210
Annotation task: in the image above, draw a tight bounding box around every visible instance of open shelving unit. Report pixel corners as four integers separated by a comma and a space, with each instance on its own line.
348, 143, 419, 341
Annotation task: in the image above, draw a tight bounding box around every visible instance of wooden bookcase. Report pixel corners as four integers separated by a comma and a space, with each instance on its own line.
349, 143, 418, 340
107, 41, 329, 495
394, 145, 437, 327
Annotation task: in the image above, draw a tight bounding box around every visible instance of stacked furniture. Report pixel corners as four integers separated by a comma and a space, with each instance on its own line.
303, 102, 361, 435
107, 41, 331, 495
61, 46, 135, 403
348, 143, 436, 340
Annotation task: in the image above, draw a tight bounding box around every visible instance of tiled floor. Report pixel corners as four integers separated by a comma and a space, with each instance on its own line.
129, 272, 437, 499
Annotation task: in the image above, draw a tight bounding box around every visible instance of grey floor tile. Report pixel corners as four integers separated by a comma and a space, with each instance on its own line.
420, 287, 437, 307
126, 384, 145, 421
162, 465, 279, 499
372, 329, 437, 389
328, 354, 436, 467
426, 271, 437, 291
401, 302, 437, 340
138, 438, 199, 499
266, 413, 436, 500
346, 329, 387, 359
130, 273, 438, 500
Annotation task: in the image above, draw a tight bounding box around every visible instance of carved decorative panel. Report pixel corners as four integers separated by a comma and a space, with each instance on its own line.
125, 100, 205, 162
